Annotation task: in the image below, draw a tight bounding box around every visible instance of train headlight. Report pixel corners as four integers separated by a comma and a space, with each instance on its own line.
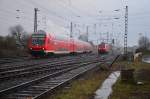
30, 48, 32, 50
42, 48, 45, 50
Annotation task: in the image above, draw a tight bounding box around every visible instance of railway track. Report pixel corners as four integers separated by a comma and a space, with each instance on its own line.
0, 62, 100, 99
0, 54, 117, 99
0, 55, 98, 80
0, 54, 93, 72
0, 56, 29, 65
0, 54, 99, 90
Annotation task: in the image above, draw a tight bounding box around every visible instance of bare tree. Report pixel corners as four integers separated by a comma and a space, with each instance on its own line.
88, 41, 94, 46
78, 34, 88, 42
138, 36, 150, 50
9, 25, 23, 37
9, 25, 28, 48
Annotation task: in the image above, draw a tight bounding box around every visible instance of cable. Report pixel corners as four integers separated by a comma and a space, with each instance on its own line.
24, 0, 70, 22
56, 0, 87, 17
0, 9, 33, 21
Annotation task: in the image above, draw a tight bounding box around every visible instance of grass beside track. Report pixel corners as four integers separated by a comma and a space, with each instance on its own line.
143, 50, 150, 55
111, 61, 150, 99
46, 63, 116, 99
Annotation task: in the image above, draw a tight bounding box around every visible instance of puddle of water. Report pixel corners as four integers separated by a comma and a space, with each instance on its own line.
94, 71, 120, 99
142, 57, 150, 63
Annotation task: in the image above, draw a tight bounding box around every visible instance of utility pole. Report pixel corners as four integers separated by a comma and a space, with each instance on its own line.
43, 16, 47, 30
70, 22, 74, 53
99, 33, 101, 44
111, 23, 114, 42
86, 26, 89, 42
107, 32, 109, 43
144, 33, 147, 49
70, 22, 73, 38
99, 23, 101, 44
34, 8, 39, 33
124, 6, 128, 58
94, 24, 96, 34
93, 24, 97, 44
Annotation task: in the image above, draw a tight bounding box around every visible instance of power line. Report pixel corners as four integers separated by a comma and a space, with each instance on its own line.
57, 0, 93, 17
25, 0, 70, 22
54, 0, 82, 17
0, 9, 33, 21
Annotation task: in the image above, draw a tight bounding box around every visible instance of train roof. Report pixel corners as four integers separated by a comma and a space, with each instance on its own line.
33, 30, 91, 45
35, 30, 47, 35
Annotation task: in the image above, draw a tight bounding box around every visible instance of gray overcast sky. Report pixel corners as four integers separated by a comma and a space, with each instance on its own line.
0, 0, 150, 46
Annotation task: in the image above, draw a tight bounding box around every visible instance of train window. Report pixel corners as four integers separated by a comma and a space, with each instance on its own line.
48, 39, 50, 44
32, 38, 45, 46
55, 35, 69, 42
31, 34, 46, 45
99, 43, 105, 48
36, 30, 46, 34
55, 36, 64, 41
32, 34, 46, 38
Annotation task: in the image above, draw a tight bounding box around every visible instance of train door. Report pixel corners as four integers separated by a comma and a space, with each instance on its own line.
69, 39, 75, 53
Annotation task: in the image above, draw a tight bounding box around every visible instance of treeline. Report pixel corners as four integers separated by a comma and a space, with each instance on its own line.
0, 25, 30, 57
0, 36, 17, 50
136, 36, 150, 54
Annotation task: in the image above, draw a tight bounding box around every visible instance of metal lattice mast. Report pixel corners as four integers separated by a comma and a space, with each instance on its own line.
34, 8, 38, 33
107, 32, 109, 43
124, 6, 128, 56
70, 22, 73, 38
86, 26, 89, 42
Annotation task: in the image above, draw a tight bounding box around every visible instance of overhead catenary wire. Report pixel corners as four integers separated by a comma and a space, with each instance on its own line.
0, 0, 149, 45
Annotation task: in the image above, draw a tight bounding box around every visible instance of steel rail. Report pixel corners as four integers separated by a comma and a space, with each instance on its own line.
0, 56, 98, 80
0, 60, 99, 98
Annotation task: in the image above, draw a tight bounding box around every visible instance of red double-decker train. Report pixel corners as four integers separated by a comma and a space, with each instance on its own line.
98, 42, 111, 54
28, 30, 92, 56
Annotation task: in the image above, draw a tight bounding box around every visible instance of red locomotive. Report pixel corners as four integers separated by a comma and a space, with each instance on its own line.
98, 42, 111, 54
28, 30, 92, 56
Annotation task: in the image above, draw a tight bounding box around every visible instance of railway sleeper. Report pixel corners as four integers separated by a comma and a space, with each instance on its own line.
0, 58, 105, 98
39, 82, 60, 86
31, 86, 52, 90
11, 93, 34, 98
13, 91, 40, 96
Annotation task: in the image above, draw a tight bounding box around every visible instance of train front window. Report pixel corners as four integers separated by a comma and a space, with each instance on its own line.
32, 34, 46, 46
99, 44, 105, 48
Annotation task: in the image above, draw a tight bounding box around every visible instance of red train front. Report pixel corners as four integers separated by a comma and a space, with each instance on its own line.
98, 42, 111, 54
28, 30, 50, 56
28, 30, 92, 57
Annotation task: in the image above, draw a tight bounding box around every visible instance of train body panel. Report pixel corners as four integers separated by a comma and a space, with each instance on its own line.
28, 30, 92, 56
98, 42, 111, 54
